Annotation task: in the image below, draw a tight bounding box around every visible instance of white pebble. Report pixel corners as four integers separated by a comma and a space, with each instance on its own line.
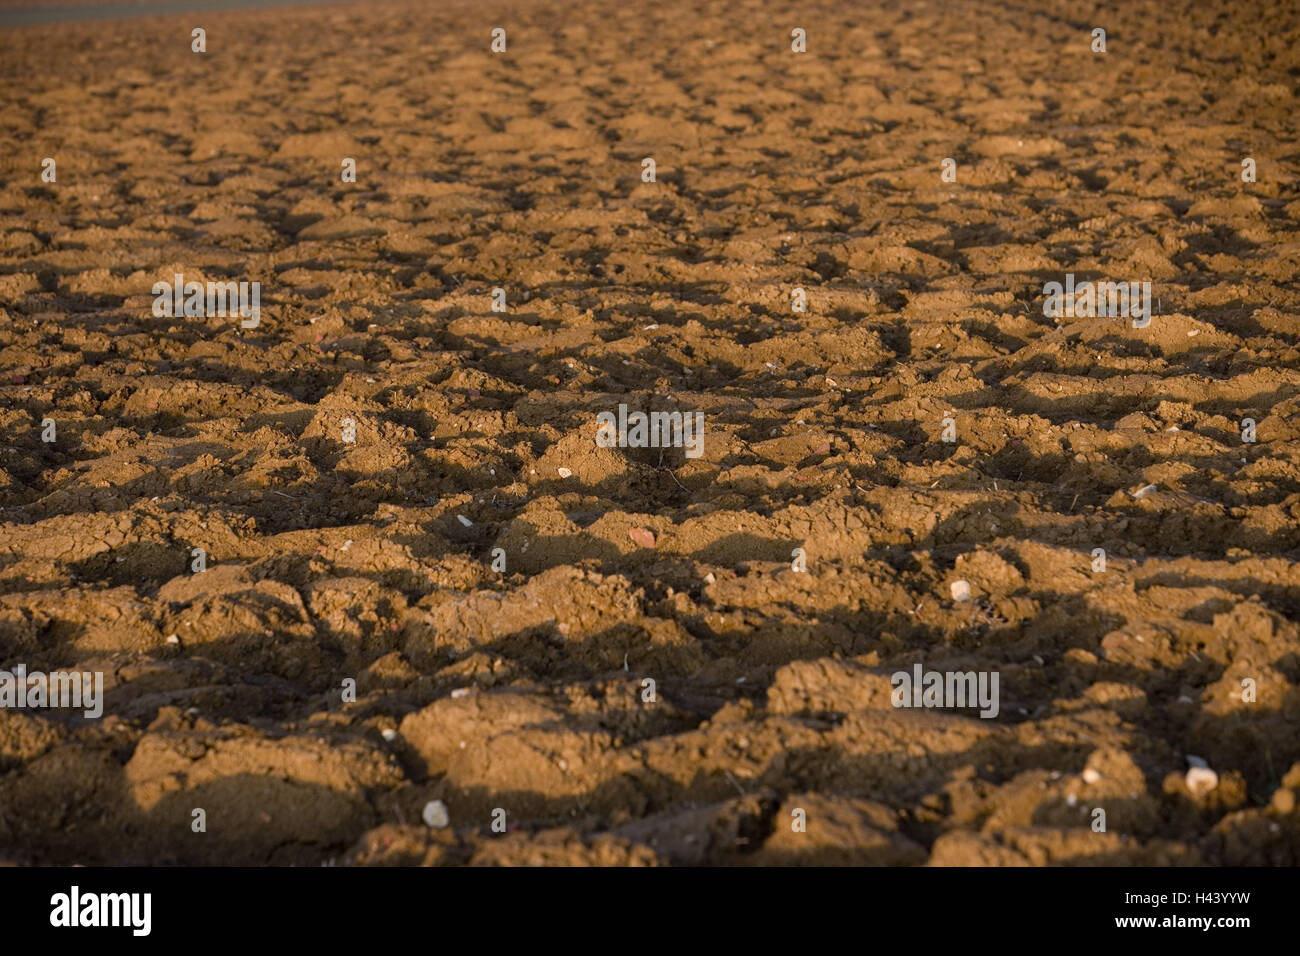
450, 688, 470, 698
1082, 768, 1102, 784
165, 634, 180, 645
1186, 766, 1218, 796
557, 467, 572, 478
456, 515, 472, 527
950, 579, 972, 602
422, 800, 450, 828
381, 728, 397, 742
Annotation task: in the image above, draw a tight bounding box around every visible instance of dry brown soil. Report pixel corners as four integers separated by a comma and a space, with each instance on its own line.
1, 0, 1299, 865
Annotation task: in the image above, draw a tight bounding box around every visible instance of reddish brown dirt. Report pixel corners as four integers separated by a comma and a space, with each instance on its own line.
1, 0, 1299, 866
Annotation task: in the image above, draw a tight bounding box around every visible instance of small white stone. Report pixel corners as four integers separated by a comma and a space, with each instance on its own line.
1082, 768, 1102, 784
704, 572, 716, 585
422, 800, 450, 829
1186, 766, 1218, 796
950, 579, 972, 602
381, 728, 397, 742
450, 688, 470, 698
557, 467, 572, 478
1066, 794, 1077, 807
165, 634, 180, 645
456, 514, 472, 527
